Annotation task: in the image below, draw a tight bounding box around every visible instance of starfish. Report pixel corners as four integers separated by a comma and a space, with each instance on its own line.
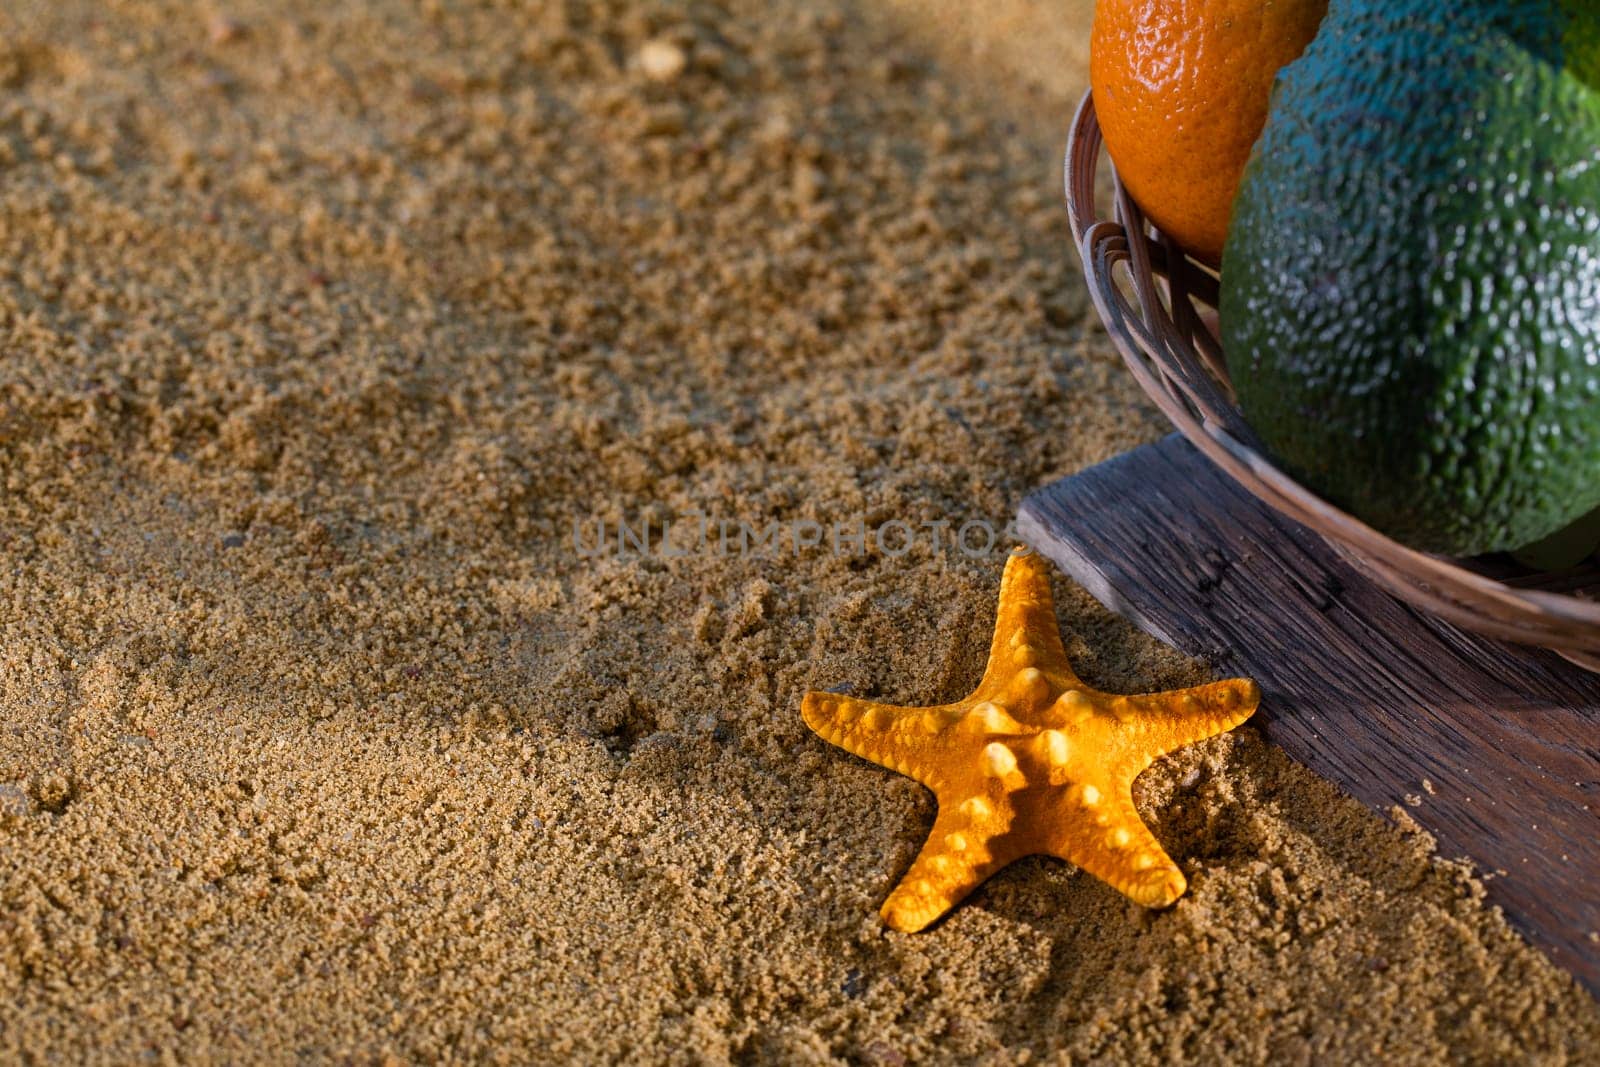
802, 548, 1260, 932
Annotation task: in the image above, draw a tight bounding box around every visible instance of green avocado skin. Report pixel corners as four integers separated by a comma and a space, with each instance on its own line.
1551, 1, 1599, 90
1220, 0, 1600, 556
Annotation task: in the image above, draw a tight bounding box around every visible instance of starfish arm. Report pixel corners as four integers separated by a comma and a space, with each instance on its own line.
1112, 677, 1260, 763
801, 691, 963, 787
880, 799, 1015, 932
980, 549, 1078, 692
801, 551, 1262, 930
1043, 787, 1187, 908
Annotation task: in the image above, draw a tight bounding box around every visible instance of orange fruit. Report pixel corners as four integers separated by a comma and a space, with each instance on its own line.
1090, 0, 1328, 264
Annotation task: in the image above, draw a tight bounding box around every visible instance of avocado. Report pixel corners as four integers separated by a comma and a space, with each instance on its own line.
1220, 0, 1600, 556
1512, 503, 1600, 570
1525, 2, 1599, 90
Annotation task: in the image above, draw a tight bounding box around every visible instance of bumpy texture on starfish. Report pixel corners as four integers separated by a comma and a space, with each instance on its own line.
803, 548, 1260, 932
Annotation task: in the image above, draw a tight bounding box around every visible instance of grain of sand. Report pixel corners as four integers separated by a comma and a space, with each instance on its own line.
0, 1, 1596, 1063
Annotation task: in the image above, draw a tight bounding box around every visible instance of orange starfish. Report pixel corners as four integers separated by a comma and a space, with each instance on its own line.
802, 548, 1260, 932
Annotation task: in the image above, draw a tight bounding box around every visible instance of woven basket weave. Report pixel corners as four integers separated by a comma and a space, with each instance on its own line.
1064, 91, 1600, 672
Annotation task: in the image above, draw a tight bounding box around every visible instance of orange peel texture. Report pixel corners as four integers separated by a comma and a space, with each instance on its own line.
802, 549, 1260, 932
1090, 0, 1328, 264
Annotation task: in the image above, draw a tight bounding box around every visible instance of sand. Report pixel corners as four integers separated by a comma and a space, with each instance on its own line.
0, 0, 1595, 1062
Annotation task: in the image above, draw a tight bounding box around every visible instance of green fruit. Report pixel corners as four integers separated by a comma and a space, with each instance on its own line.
1545, 3, 1599, 90
1512, 504, 1600, 570
1221, 0, 1600, 556
1485, 3, 1598, 81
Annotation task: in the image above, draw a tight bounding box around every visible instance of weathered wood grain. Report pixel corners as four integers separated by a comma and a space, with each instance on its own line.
1017, 434, 1600, 995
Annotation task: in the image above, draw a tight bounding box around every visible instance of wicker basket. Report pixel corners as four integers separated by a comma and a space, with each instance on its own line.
1064, 91, 1600, 673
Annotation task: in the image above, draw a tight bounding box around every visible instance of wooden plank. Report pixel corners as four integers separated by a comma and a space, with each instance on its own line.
1017, 433, 1600, 995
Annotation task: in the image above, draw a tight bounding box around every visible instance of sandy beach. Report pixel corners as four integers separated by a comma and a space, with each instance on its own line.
1, 0, 1596, 1061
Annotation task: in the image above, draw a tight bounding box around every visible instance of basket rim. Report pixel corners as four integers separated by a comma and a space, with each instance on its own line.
1062, 90, 1600, 657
